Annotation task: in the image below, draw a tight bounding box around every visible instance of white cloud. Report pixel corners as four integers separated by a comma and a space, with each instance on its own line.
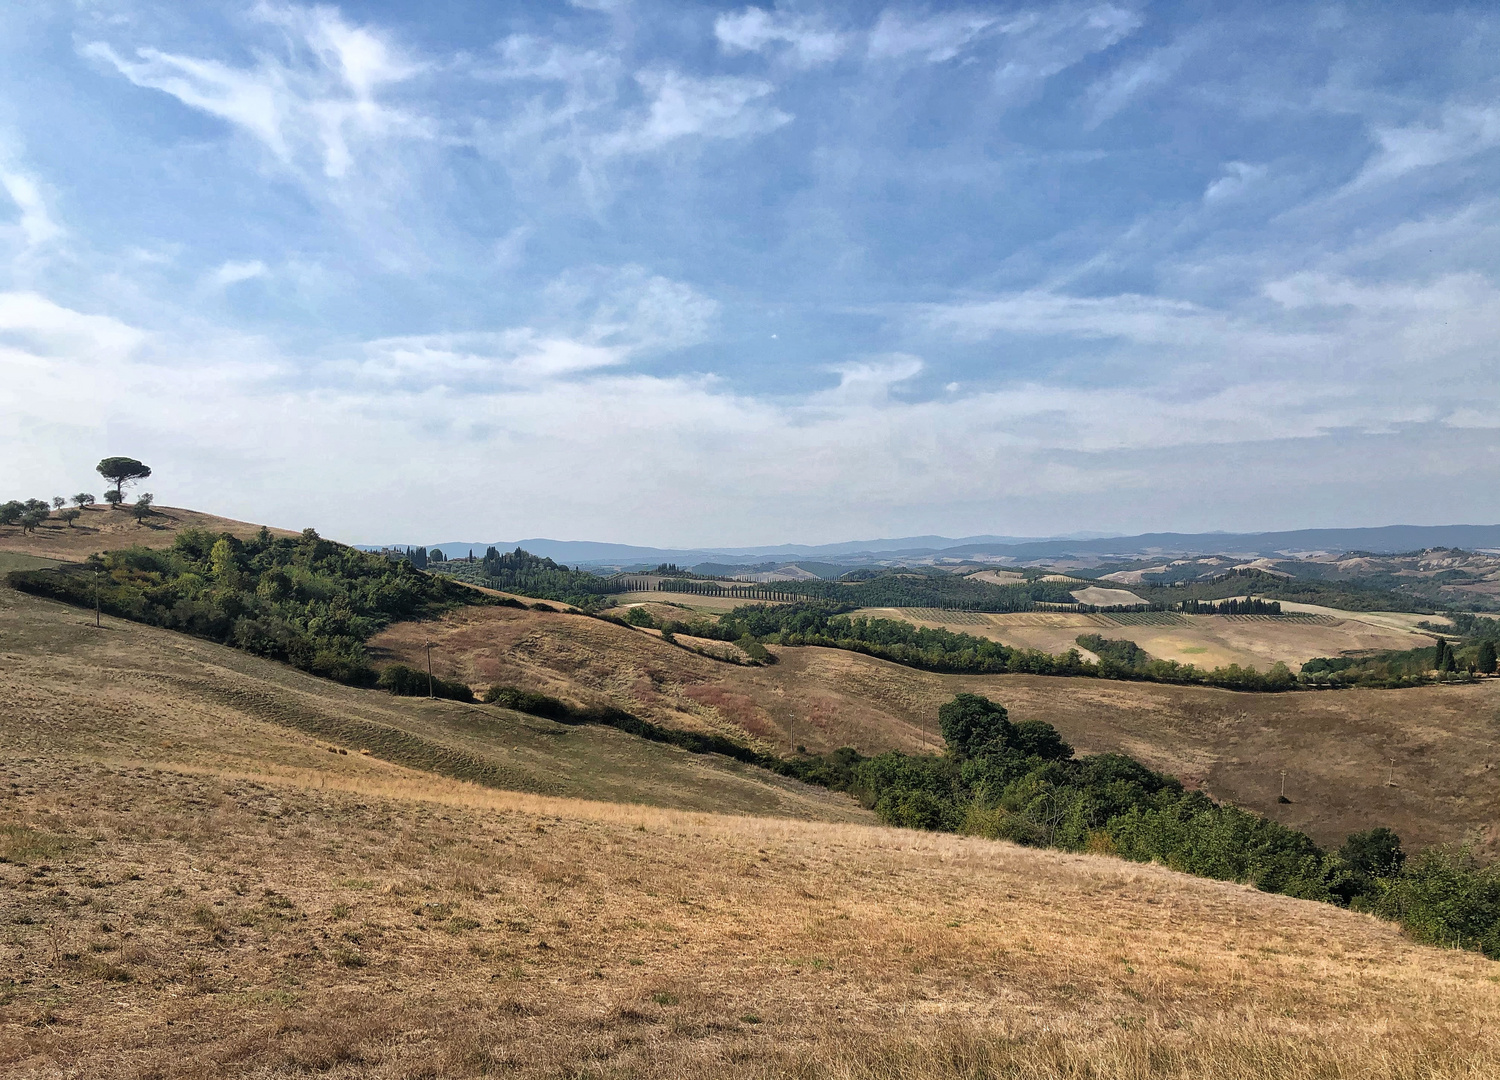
1086, 41, 1188, 127
6, 282, 1500, 544
819, 353, 924, 403
83, 3, 429, 181
1204, 161, 1266, 203
1262, 271, 1496, 313
348, 330, 627, 388
0, 170, 62, 248
208, 259, 270, 288
716, 8, 848, 66
866, 3, 1139, 96
542, 264, 721, 352
867, 9, 1006, 63
991, 5, 1140, 102
1353, 105, 1500, 188
919, 289, 1234, 347
597, 71, 791, 156
0, 291, 146, 363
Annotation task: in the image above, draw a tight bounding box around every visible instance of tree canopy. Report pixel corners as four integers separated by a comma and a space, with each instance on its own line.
96, 457, 152, 500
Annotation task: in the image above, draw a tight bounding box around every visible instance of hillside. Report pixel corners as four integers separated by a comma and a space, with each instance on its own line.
0, 583, 863, 822
0, 503, 299, 563
3, 587, 1500, 1077
372, 604, 1500, 855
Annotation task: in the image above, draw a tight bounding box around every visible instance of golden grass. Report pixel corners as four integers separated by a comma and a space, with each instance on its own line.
3, 756, 1499, 1078
4, 584, 1500, 1077
0, 503, 299, 563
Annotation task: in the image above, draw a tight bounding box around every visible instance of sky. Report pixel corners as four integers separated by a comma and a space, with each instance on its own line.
2, 1, 1498, 547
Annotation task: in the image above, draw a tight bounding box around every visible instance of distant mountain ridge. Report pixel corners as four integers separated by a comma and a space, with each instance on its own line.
403, 524, 1500, 568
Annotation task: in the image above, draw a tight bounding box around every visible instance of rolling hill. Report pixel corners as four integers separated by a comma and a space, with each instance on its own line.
372, 601, 1500, 856
3, 579, 1499, 1078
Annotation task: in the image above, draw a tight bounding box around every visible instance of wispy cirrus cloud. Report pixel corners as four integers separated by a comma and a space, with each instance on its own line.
6, 1, 1500, 541
0, 169, 62, 249
82, 3, 430, 181
715, 7, 849, 66
1353, 105, 1500, 188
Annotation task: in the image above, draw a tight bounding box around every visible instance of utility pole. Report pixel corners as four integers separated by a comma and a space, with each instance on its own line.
1280, 770, 1286, 799
425, 640, 435, 699
94, 569, 101, 629
1386, 758, 1395, 787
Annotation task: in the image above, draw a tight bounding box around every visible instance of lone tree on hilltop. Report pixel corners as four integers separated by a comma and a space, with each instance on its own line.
96, 457, 151, 506
132, 493, 155, 523
72, 493, 95, 509
51, 497, 65, 510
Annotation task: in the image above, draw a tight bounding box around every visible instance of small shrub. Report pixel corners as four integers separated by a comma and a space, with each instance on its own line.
482, 685, 574, 719
377, 664, 473, 702
332, 945, 367, 968
623, 606, 657, 628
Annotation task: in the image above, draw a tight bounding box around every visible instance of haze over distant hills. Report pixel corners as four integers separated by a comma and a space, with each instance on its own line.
410, 524, 1500, 569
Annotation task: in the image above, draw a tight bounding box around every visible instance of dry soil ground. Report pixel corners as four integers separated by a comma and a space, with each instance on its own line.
4, 586, 1500, 1077
373, 604, 1500, 855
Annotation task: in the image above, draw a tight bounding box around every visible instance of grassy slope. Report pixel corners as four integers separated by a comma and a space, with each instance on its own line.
373, 605, 1500, 855
0, 585, 865, 823
0, 504, 300, 563
3, 589, 1500, 1077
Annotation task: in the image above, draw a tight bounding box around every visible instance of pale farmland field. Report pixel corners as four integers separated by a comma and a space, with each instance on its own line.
853, 606, 1436, 670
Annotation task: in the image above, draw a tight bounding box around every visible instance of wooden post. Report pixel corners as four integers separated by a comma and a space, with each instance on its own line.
425, 641, 435, 699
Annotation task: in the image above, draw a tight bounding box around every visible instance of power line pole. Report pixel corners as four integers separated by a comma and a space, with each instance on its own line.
425, 640, 435, 700
94, 568, 101, 629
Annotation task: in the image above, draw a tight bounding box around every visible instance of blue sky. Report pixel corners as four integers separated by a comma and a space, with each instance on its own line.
2, 1, 1498, 545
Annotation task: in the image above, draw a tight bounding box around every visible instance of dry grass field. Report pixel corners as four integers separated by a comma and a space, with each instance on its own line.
854, 605, 1434, 670
6, 547, 1500, 1075
7, 757, 1500, 1079
374, 605, 1500, 855
0, 504, 299, 564
0, 585, 863, 822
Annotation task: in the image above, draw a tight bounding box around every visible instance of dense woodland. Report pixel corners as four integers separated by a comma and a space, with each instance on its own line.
7, 527, 483, 684
1135, 567, 1428, 612
440, 546, 616, 607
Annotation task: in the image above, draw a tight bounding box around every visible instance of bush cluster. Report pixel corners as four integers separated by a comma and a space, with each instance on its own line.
442, 547, 615, 609
377, 664, 474, 702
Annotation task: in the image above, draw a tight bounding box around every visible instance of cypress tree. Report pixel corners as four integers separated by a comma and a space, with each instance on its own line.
1433, 638, 1450, 672
1478, 639, 1497, 675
